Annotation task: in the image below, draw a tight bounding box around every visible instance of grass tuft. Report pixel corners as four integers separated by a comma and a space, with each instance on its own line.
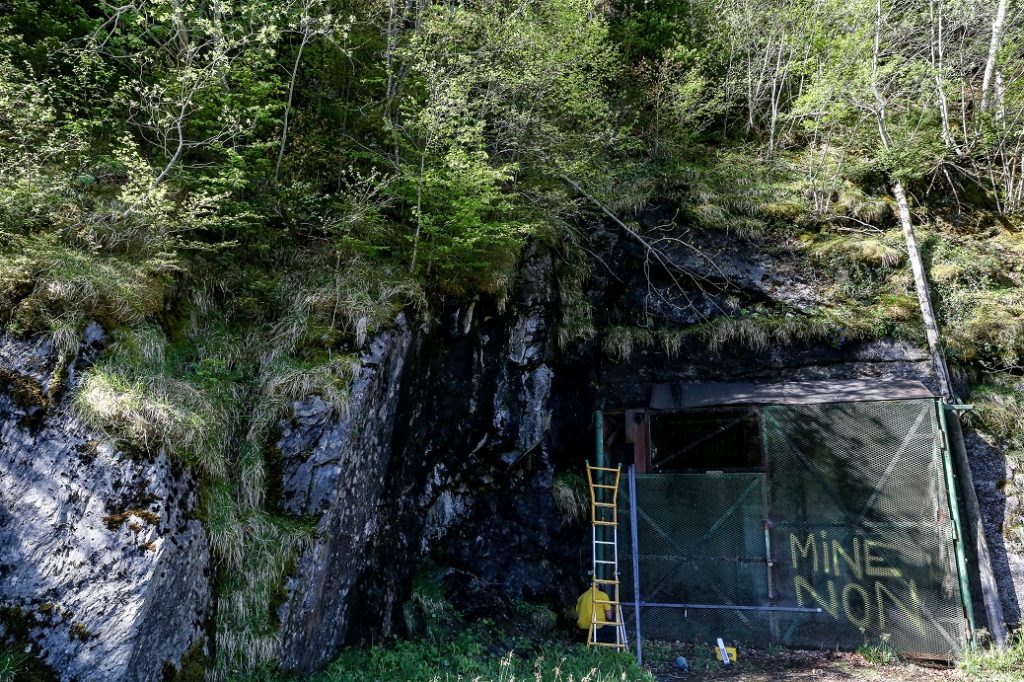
556, 247, 596, 349
552, 473, 589, 527
958, 630, 1024, 681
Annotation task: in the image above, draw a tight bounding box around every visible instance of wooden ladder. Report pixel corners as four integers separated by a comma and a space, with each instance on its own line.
585, 463, 628, 650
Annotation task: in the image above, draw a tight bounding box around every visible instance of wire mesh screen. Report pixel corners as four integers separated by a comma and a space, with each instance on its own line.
617, 398, 968, 659
618, 473, 772, 643
763, 400, 967, 657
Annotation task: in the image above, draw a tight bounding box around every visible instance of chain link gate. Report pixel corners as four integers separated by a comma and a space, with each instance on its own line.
615, 398, 970, 660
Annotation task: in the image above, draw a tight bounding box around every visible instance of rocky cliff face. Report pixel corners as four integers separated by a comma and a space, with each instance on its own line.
274, 246, 570, 674
0, 329, 209, 682
2, 211, 1022, 680
274, 315, 414, 673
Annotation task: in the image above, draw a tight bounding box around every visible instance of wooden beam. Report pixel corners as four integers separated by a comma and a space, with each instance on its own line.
633, 412, 648, 474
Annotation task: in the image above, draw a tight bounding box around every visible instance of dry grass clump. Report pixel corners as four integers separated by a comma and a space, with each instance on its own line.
676, 152, 808, 235
602, 326, 656, 361
74, 323, 232, 478
965, 379, 1024, 450
958, 629, 1024, 682
76, 365, 230, 477
270, 255, 426, 352
0, 233, 175, 391
601, 300, 921, 363
835, 186, 891, 226
552, 473, 589, 526
806, 233, 903, 270
1, 229, 175, 330
928, 239, 996, 286
213, 511, 314, 672
556, 248, 596, 349
943, 290, 1024, 366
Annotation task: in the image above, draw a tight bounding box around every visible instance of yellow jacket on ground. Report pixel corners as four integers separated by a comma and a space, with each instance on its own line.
575, 587, 610, 629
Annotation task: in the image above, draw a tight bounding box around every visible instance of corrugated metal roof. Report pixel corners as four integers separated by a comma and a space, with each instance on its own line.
650, 378, 935, 410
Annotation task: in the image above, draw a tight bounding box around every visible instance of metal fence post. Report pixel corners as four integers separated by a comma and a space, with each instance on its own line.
629, 465, 642, 664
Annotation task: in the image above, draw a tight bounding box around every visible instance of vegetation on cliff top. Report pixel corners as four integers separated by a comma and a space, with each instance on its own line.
3, 0, 1024, 677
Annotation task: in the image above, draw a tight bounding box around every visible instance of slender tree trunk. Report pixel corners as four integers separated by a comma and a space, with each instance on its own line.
409, 149, 426, 274
931, 0, 954, 147
385, 0, 402, 164
892, 180, 957, 402
275, 35, 309, 184
872, 0, 956, 401
981, 0, 1008, 111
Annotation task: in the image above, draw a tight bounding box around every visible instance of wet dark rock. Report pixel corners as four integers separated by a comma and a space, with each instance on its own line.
275, 314, 415, 672
272, 245, 572, 674
964, 431, 1024, 627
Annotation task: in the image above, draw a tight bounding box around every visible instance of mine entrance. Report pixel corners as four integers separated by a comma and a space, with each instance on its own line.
600, 379, 973, 660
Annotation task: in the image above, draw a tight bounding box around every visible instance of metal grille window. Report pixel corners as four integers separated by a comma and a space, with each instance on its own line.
648, 409, 763, 472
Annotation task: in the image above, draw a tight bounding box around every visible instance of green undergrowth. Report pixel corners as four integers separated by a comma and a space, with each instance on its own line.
223, 571, 651, 682
315, 637, 648, 682
230, 623, 651, 682
958, 630, 1024, 682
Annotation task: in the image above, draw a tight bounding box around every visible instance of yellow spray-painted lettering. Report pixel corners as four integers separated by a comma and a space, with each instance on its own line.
794, 575, 838, 618
865, 539, 902, 578
832, 537, 863, 581
791, 533, 818, 574
788, 532, 926, 635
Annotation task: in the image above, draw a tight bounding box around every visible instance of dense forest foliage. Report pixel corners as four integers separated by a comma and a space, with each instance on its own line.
3, 0, 1024, 677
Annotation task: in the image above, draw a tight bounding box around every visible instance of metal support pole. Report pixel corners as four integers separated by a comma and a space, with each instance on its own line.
635, 602, 823, 613
937, 400, 979, 645
940, 402, 1006, 647
594, 411, 605, 578
629, 465, 642, 664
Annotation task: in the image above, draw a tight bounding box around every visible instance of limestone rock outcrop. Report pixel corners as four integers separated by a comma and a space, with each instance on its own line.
0, 330, 209, 682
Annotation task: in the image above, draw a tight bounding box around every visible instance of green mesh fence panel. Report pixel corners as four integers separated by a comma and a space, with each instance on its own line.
763, 400, 967, 657
618, 473, 772, 644
617, 398, 969, 659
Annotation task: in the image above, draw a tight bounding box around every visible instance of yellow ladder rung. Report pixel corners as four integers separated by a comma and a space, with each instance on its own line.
586, 465, 627, 652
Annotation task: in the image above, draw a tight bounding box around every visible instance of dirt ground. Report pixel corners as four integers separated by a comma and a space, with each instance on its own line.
645, 644, 966, 681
